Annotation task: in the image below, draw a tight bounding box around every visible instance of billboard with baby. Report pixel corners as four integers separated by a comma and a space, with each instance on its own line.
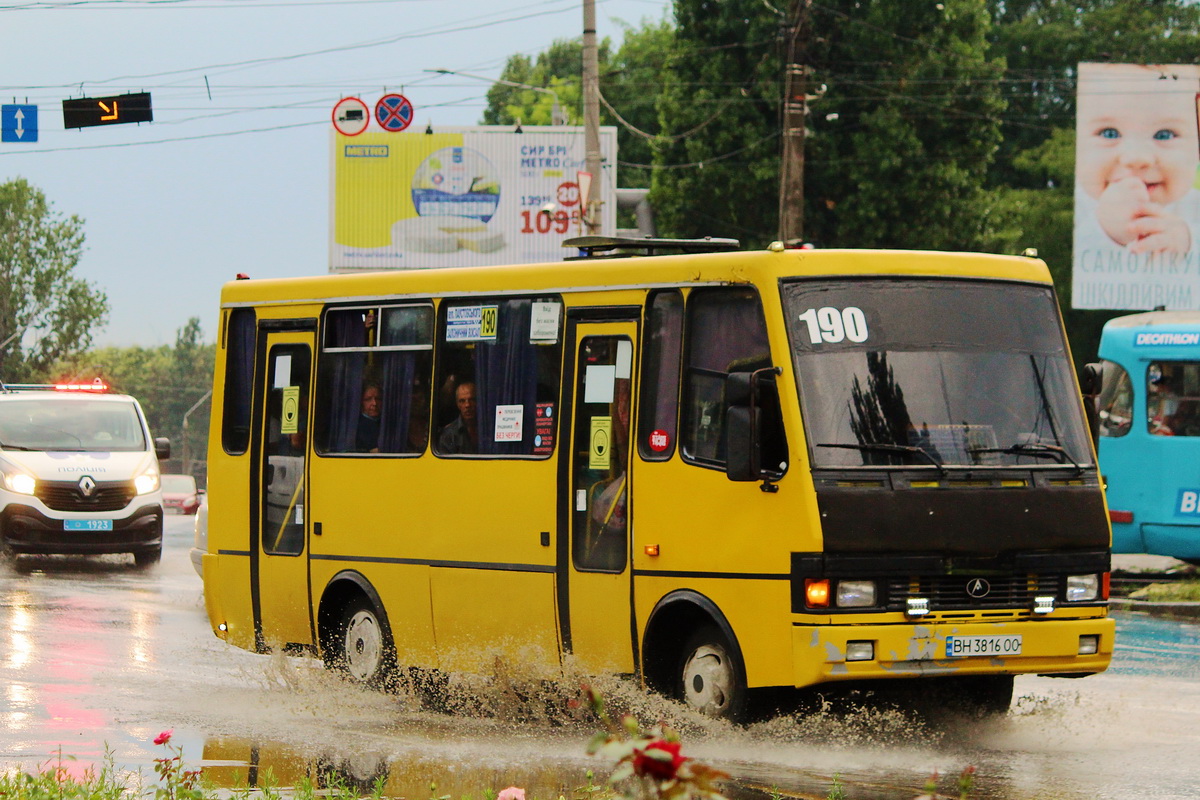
330, 125, 617, 271
1073, 63, 1200, 310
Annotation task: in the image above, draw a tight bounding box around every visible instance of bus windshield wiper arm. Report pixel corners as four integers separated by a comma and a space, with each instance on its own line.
818, 442, 947, 476
968, 442, 1083, 473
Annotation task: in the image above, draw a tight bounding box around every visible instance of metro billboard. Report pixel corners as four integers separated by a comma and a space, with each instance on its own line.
329, 126, 617, 271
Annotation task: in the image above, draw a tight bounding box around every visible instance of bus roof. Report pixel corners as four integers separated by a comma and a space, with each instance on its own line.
219, 247, 1053, 308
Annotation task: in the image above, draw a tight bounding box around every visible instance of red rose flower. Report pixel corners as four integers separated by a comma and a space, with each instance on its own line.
632, 739, 686, 781
154, 730, 173, 746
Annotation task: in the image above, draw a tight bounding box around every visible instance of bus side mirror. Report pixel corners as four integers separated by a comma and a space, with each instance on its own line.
155, 437, 171, 460
724, 368, 785, 489
1080, 363, 1102, 444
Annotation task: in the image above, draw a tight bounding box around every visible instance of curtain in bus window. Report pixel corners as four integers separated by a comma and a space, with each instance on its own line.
474, 300, 538, 455
222, 309, 256, 454
378, 353, 415, 452
322, 311, 368, 452
638, 291, 683, 461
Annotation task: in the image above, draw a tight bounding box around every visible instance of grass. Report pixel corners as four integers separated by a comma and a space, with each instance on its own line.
1128, 580, 1200, 602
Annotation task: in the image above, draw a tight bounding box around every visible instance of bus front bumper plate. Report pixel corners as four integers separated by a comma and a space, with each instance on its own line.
791, 616, 1115, 688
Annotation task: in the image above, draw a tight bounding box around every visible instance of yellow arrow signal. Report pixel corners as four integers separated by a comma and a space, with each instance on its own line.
99, 101, 118, 121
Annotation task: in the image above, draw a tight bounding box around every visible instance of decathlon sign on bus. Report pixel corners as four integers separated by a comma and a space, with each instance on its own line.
329, 125, 617, 270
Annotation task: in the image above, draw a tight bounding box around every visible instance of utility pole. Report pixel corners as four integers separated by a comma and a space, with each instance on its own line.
778, 0, 811, 245
582, 0, 602, 233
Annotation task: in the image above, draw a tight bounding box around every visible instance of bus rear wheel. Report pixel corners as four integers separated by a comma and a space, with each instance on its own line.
676, 626, 747, 722
331, 598, 396, 689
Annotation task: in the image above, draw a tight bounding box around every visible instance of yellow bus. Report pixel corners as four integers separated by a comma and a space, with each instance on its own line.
201, 237, 1114, 720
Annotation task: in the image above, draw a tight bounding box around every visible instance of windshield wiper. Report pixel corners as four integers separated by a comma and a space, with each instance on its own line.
968, 442, 1083, 474
818, 442, 947, 476
0, 442, 39, 451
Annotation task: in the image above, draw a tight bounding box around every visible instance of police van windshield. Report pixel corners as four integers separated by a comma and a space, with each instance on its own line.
782, 278, 1093, 470
0, 398, 147, 452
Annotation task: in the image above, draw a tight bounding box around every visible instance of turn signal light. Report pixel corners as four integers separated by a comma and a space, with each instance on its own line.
805, 578, 830, 609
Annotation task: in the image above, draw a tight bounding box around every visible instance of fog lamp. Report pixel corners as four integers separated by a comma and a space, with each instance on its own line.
845, 640, 875, 662
1033, 595, 1056, 614
1078, 634, 1099, 655
836, 580, 877, 608
1066, 574, 1100, 602
906, 597, 930, 617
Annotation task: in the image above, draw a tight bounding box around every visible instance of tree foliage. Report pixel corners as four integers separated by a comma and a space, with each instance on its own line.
0, 178, 108, 382
49, 317, 215, 478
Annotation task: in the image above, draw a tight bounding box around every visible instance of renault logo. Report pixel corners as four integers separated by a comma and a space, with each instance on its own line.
966, 578, 991, 598
78, 476, 97, 497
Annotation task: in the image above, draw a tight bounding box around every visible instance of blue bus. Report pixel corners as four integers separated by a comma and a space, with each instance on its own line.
1093, 310, 1200, 563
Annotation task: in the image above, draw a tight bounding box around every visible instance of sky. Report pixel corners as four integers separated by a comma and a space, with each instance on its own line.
1, 0, 672, 347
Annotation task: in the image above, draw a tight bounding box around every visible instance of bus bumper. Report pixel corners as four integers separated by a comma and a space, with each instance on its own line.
792, 615, 1115, 688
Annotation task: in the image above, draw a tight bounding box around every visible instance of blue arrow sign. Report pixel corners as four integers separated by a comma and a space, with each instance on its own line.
1, 104, 38, 143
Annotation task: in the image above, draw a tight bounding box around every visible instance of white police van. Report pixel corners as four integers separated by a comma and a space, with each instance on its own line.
0, 379, 170, 566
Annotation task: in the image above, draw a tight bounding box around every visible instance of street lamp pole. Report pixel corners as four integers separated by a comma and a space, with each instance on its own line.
582, 0, 602, 233
425, 69, 567, 125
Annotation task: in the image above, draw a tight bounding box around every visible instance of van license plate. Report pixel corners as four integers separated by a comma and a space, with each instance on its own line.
945, 635, 1022, 657
64, 519, 114, 531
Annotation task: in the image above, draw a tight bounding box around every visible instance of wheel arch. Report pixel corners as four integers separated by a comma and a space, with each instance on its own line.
641, 589, 746, 694
316, 569, 391, 658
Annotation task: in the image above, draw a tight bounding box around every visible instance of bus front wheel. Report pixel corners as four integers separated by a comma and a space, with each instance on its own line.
676, 626, 747, 721
332, 598, 396, 689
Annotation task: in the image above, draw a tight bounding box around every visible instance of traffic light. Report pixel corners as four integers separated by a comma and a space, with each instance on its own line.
62, 92, 153, 129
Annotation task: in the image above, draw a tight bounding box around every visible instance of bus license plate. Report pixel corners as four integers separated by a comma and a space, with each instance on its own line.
64, 519, 114, 531
945, 634, 1022, 658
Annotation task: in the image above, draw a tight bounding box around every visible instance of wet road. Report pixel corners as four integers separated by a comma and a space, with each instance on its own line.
3, 518, 1200, 799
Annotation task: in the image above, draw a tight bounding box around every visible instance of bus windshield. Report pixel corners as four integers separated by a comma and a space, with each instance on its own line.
782, 278, 1093, 469
0, 398, 147, 452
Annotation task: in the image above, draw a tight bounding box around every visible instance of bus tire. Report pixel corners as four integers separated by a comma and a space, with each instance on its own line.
332, 597, 397, 689
676, 626, 747, 721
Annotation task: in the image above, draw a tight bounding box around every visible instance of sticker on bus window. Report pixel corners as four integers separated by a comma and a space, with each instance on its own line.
584, 365, 616, 403
797, 307, 869, 344
534, 403, 555, 454
494, 404, 524, 442
280, 386, 300, 435
616, 340, 633, 378
446, 305, 499, 342
590, 416, 613, 469
530, 302, 561, 343
273, 355, 292, 388
648, 429, 671, 453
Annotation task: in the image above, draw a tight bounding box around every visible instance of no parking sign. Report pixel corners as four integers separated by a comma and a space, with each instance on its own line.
375, 94, 414, 132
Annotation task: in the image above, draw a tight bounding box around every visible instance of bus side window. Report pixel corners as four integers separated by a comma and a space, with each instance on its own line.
222, 308, 256, 455
315, 305, 434, 455
638, 290, 683, 461
681, 287, 775, 468
434, 297, 562, 458
1096, 359, 1133, 438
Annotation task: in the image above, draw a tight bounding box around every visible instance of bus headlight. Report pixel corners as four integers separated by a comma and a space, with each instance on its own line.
2, 469, 35, 495
1066, 574, 1100, 602
836, 580, 877, 608
134, 469, 160, 495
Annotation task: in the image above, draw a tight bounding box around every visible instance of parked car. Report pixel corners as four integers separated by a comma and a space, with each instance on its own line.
161, 473, 201, 515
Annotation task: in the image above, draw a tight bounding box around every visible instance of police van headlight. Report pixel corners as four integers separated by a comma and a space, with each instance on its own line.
1066, 574, 1100, 602
134, 469, 161, 495
2, 468, 36, 495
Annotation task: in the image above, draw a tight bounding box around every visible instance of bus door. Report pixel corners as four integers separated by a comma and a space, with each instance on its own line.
561, 320, 637, 674
252, 327, 315, 653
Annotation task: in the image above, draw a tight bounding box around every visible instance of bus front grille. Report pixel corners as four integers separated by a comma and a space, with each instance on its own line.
884, 574, 1062, 611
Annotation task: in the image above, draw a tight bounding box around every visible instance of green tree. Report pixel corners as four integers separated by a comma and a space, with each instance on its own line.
0, 178, 108, 382
805, 0, 1005, 250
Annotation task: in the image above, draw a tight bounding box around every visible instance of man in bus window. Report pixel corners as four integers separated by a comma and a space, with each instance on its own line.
438, 380, 478, 454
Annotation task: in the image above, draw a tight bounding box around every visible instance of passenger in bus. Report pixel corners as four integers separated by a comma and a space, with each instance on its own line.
437, 380, 478, 454
355, 382, 382, 453
1149, 374, 1180, 436
1169, 400, 1200, 437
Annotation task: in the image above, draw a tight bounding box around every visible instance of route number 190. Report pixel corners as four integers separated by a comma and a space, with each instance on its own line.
797, 306, 869, 344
